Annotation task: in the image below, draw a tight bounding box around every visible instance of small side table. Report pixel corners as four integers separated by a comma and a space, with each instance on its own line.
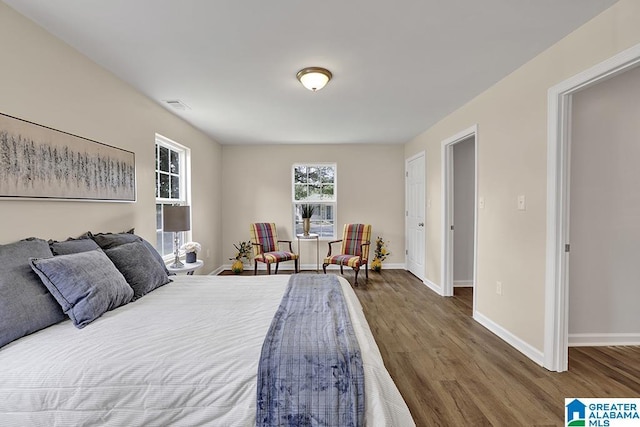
296, 233, 319, 273
167, 259, 203, 275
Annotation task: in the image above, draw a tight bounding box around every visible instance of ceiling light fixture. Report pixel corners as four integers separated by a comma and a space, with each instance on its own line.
296, 67, 332, 92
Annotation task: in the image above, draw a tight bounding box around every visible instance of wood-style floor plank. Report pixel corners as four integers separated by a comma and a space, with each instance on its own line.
221, 269, 640, 426
350, 269, 640, 426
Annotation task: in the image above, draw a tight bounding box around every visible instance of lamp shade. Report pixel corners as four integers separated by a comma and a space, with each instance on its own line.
296, 67, 332, 91
163, 205, 191, 232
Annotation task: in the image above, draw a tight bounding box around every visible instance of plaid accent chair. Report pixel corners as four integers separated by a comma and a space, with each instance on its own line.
322, 224, 371, 286
249, 223, 299, 275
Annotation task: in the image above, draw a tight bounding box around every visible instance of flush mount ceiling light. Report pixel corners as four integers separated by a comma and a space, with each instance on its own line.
296, 67, 332, 92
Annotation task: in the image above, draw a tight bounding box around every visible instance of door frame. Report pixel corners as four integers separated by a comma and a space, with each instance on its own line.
545, 42, 640, 372
441, 125, 478, 306
405, 151, 426, 281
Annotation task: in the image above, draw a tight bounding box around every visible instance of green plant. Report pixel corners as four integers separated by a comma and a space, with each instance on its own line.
300, 204, 315, 219
230, 240, 252, 261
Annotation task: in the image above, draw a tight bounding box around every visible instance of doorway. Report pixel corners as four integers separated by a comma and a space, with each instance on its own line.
405, 152, 425, 280
441, 126, 477, 310
545, 42, 640, 372
569, 65, 640, 350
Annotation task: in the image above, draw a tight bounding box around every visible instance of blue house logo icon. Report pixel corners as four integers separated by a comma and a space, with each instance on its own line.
566, 399, 586, 426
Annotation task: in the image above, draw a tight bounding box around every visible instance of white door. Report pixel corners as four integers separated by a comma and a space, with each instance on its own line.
406, 153, 425, 280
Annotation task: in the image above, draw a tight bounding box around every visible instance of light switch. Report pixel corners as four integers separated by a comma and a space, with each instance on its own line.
518, 195, 526, 211
479, 197, 485, 209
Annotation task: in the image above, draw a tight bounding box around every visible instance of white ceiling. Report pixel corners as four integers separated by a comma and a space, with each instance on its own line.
4, 0, 618, 145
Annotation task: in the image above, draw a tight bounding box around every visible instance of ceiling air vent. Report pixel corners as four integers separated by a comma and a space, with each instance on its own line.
163, 99, 191, 111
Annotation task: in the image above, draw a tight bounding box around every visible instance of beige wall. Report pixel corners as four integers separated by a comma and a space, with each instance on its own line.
405, 0, 640, 351
0, 3, 223, 273
221, 144, 405, 268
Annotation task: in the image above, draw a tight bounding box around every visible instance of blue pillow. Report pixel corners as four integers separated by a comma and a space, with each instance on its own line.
0, 238, 65, 348
30, 250, 134, 328
104, 241, 171, 300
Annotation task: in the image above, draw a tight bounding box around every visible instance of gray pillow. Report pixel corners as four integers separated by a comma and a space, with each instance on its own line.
30, 250, 134, 329
90, 231, 172, 276
49, 238, 101, 256
0, 238, 65, 348
90, 231, 140, 249
104, 241, 171, 300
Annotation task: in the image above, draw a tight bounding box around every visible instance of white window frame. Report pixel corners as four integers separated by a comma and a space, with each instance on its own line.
155, 134, 191, 258
292, 163, 337, 239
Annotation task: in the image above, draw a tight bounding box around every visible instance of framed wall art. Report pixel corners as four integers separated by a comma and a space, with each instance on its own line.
0, 112, 136, 202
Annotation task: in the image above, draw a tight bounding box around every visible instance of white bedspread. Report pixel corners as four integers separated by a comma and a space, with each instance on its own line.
0, 274, 414, 426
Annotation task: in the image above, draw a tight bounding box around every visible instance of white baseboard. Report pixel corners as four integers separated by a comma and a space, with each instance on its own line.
220, 263, 297, 272
454, 280, 473, 287
423, 277, 444, 295
315, 262, 406, 271
473, 310, 544, 367
209, 265, 225, 276
371, 263, 406, 270
220, 262, 406, 272
568, 333, 640, 347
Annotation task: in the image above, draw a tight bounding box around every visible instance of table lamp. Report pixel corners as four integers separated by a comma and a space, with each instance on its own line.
163, 205, 191, 268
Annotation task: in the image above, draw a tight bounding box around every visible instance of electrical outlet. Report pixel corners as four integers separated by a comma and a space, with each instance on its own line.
496, 281, 503, 295
479, 197, 485, 209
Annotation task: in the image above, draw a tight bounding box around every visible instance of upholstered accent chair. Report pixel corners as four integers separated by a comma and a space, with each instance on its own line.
322, 224, 371, 285
249, 223, 299, 275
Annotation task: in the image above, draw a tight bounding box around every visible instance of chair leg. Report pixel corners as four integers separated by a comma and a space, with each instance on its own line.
365, 262, 368, 280
254, 260, 258, 275
340, 265, 344, 274
275, 263, 279, 274
295, 259, 299, 273
322, 263, 328, 274
354, 267, 360, 286
267, 262, 271, 275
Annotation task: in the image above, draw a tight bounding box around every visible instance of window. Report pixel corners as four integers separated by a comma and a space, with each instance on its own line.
155, 135, 190, 257
292, 163, 336, 239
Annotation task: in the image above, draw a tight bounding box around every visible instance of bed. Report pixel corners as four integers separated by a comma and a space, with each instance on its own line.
0, 265, 414, 426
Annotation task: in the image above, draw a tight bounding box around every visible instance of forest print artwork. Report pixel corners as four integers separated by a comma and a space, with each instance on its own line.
0, 113, 135, 201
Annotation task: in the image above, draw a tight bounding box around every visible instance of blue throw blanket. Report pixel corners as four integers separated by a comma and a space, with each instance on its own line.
256, 274, 365, 427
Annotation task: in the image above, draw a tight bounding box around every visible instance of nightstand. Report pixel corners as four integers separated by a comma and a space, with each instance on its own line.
167, 259, 203, 275
296, 233, 319, 272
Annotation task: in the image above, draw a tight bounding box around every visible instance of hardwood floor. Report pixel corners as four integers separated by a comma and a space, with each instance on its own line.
351, 269, 640, 426
221, 268, 640, 426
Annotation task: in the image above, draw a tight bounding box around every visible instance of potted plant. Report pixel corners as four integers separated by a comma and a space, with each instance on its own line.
371, 236, 390, 272
180, 241, 201, 263
300, 204, 315, 236
230, 240, 252, 274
